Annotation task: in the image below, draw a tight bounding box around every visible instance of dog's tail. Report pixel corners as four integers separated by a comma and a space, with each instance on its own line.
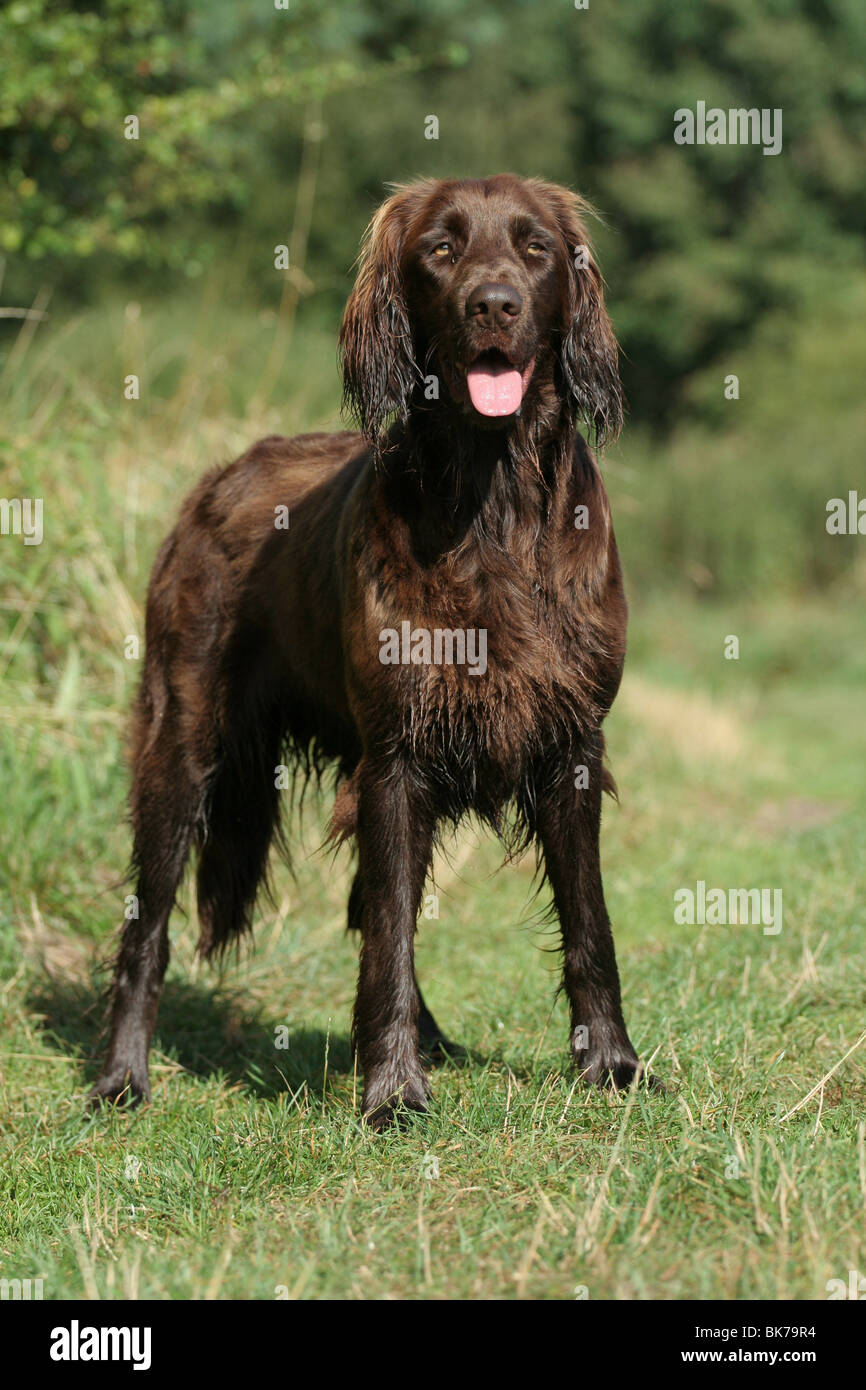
196, 706, 287, 959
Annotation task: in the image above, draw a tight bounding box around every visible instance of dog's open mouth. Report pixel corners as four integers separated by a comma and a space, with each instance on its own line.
463, 349, 535, 417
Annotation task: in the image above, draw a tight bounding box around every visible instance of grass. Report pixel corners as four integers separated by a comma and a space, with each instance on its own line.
0, 293, 864, 1300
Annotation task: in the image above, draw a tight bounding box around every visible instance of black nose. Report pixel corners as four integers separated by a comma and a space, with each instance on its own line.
465, 281, 523, 328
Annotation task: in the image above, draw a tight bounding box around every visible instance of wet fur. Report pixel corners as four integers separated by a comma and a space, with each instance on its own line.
93, 175, 652, 1125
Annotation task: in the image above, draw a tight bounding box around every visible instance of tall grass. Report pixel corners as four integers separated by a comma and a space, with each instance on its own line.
0, 278, 864, 1300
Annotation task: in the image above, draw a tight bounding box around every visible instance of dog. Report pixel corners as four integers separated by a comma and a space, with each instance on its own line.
92, 174, 652, 1127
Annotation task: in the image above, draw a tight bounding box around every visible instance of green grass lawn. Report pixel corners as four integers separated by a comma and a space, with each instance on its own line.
1, 300, 864, 1300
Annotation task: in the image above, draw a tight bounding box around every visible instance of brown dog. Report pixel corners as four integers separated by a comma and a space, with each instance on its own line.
92, 175, 651, 1127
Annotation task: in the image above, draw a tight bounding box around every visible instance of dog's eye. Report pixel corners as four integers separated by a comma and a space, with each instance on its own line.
527, 242, 546, 257
433, 241, 452, 258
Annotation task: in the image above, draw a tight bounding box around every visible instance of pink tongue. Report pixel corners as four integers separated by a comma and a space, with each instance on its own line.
466, 360, 524, 416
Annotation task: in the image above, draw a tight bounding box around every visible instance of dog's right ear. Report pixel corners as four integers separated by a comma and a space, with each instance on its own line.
339, 184, 430, 448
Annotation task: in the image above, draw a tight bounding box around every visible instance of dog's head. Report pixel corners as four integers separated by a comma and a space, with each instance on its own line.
340, 174, 622, 451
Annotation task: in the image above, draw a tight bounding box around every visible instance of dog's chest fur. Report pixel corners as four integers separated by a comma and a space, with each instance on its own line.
350, 466, 622, 781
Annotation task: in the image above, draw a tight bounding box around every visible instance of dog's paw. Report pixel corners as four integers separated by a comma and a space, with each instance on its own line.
574, 1038, 662, 1092
361, 1073, 431, 1131
88, 1069, 151, 1109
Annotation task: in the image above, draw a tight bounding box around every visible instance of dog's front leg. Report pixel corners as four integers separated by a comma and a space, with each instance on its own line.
536, 747, 647, 1090
353, 757, 435, 1128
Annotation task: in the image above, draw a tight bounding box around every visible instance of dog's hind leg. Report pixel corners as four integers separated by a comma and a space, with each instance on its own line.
91, 711, 205, 1107
347, 869, 451, 1058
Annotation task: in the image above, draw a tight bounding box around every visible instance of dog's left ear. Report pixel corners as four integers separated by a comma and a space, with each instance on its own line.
530, 181, 624, 446
339, 183, 432, 448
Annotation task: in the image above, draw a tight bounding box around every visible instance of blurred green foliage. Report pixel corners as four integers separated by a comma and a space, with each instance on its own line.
2, 0, 865, 427
0, 0, 425, 277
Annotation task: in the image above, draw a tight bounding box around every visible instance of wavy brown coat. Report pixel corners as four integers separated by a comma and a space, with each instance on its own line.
93, 175, 655, 1126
